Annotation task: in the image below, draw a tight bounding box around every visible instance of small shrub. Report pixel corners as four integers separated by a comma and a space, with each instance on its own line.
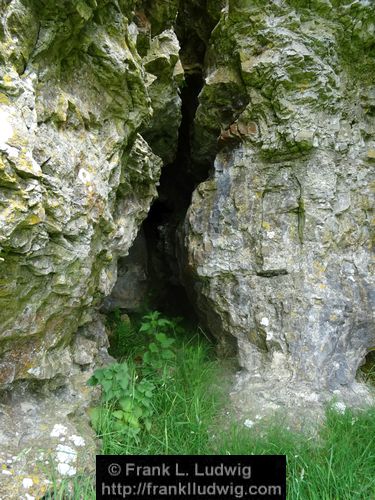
88, 311, 179, 441
87, 362, 155, 439
140, 311, 176, 377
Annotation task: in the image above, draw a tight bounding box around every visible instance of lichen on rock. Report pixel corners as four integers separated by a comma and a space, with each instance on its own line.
0, 0, 183, 495
183, 0, 375, 415
0, 0, 374, 495
0, 0, 180, 387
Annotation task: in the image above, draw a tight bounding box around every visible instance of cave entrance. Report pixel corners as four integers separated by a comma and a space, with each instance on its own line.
141, 72, 205, 321
102, 72, 207, 324
359, 350, 375, 386
103, 2, 219, 327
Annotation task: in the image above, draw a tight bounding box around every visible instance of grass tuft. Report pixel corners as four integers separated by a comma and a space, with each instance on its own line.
51, 312, 375, 499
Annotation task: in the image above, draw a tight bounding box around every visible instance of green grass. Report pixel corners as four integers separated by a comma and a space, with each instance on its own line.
50, 313, 375, 499
42, 474, 95, 499
217, 408, 375, 499
100, 334, 221, 455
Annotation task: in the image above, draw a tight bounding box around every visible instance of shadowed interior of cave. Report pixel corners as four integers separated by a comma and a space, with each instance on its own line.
359, 351, 375, 382
103, 3, 219, 323
102, 72, 213, 322
141, 72, 207, 320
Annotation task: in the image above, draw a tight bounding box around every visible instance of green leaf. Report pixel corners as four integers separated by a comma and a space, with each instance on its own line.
104, 370, 114, 380
157, 319, 172, 327
87, 375, 98, 386
149, 342, 159, 353
155, 333, 167, 342
143, 352, 151, 363
118, 378, 129, 390
133, 406, 143, 419
113, 421, 125, 432
161, 349, 175, 360
119, 398, 133, 411
144, 311, 160, 321
94, 370, 105, 382
144, 419, 152, 431
113, 410, 124, 420
139, 323, 151, 332
101, 379, 112, 393
156, 333, 175, 347
128, 415, 140, 428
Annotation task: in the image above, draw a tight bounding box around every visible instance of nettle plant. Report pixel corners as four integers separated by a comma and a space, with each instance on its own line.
140, 311, 176, 377
88, 362, 155, 438
87, 311, 177, 439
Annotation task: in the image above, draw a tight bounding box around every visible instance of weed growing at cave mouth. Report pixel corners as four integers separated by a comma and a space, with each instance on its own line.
87, 362, 155, 439
139, 311, 176, 378
88, 311, 220, 453
87, 311, 180, 441
84, 312, 375, 500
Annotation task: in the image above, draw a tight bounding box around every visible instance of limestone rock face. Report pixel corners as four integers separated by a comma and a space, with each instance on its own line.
184, 0, 375, 400
0, 1, 181, 388
0, 1, 183, 495
0, 2, 374, 490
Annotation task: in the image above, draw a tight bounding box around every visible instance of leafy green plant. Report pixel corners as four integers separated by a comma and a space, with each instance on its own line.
88, 362, 131, 402
69, 315, 375, 498
139, 311, 176, 376
111, 377, 155, 434
87, 362, 155, 439
87, 311, 181, 442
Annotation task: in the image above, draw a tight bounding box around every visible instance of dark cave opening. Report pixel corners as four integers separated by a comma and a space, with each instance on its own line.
140, 72, 206, 320
103, 4, 219, 324
102, 72, 211, 323
358, 350, 375, 385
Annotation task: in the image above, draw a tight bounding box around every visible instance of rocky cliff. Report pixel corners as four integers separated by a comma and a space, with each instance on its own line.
183, 0, 375, 418
0, 0, 374, 496
0, 1, 182, 495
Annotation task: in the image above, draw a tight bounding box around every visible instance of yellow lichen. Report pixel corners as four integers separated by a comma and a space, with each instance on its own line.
0, 93, 9, 105
25, 214, 43, 225
9, 131, 28, 148
314, 261, 326, 274
55, 94, 68, 122
3, 74, 12, 85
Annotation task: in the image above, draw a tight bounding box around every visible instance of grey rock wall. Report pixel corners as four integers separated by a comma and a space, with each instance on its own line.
0, 0, 181, 388
183, 0, 375, 406
0, 0, 374, 494
0, 1, 181, 495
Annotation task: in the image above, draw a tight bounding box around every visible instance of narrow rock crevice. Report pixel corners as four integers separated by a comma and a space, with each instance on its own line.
141, 72, 205, 319
105, 8, 216, 321
140, 1, 222, 319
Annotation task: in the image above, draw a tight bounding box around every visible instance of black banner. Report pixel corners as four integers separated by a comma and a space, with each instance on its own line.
96, 455, 286, 499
